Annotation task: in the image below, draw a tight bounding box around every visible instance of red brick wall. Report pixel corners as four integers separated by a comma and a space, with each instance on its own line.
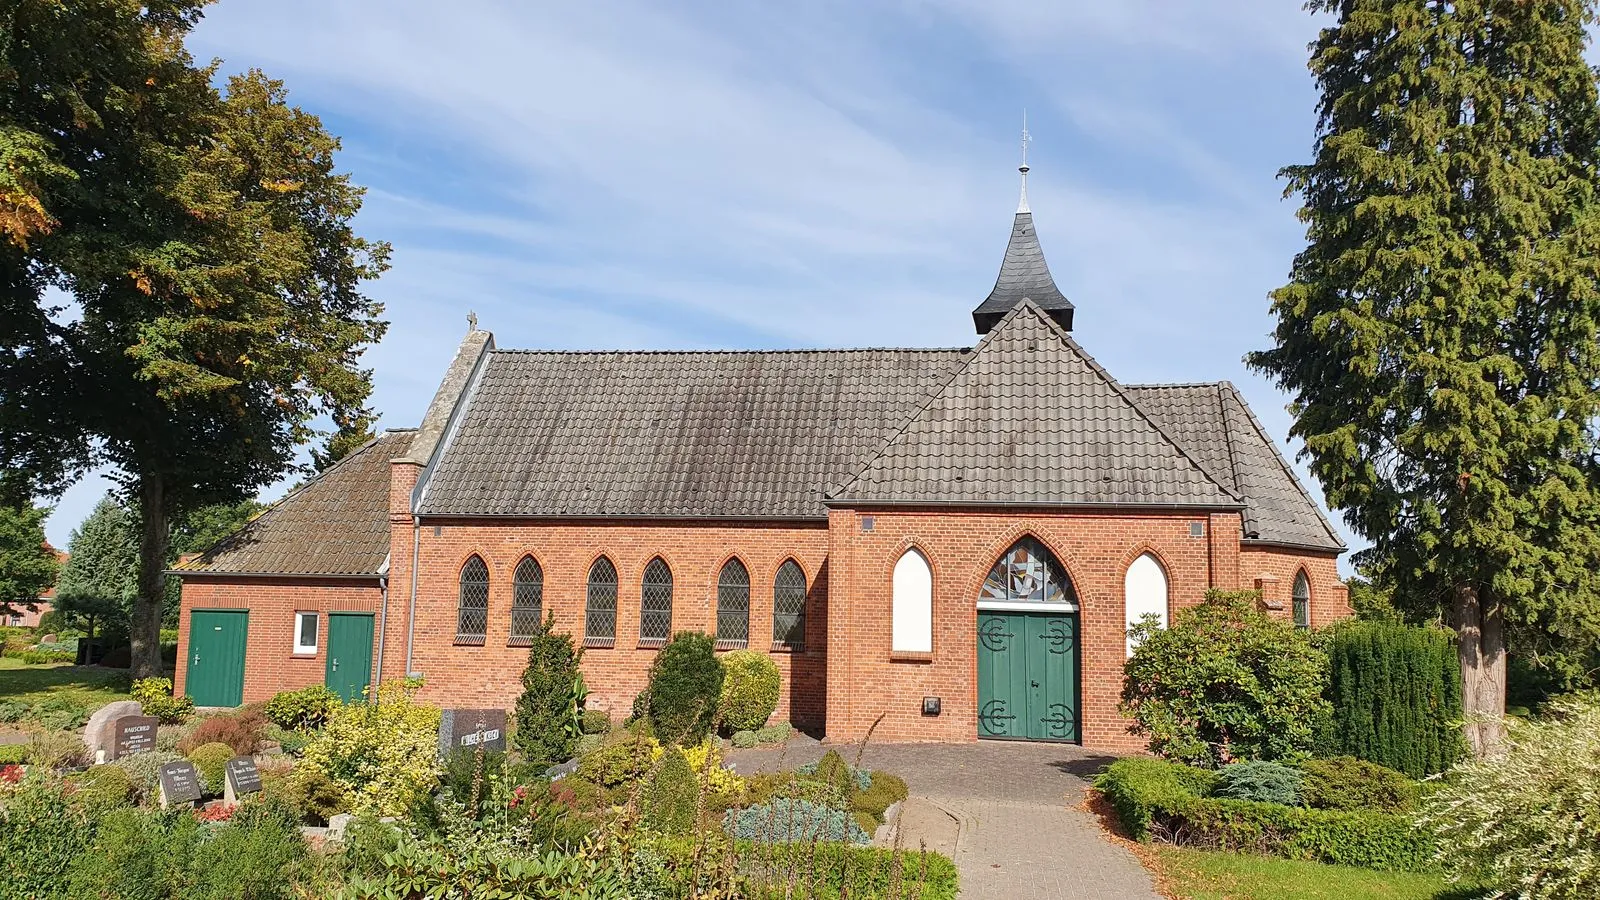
397, 518, 831, 731
175, 576, 381, 702
1241, 546, 1349, 627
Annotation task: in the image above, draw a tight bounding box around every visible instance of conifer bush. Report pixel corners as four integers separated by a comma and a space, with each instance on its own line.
1325, 622, 1463, 777
511, 613, 585, 767
1212, 760, 1302, 806
186, 742, 235, 794
644, 632, 723, 745
644, 747, 699, 834
1297, 756, 1418, 813
717, 649, 780, 732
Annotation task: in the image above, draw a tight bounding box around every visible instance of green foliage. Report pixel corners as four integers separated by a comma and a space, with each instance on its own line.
1249, 0, 1600, 722
170, 500, 265, 557
512, 613, 585, 767
0, 743, 23, 764
69, 764, 134, 812
852, 772, 909, 832
1419, 693, 1600, 898
110, 750, 183, 802
1213, 760, 1303, 806
577, 731, 662, 788
1298, 757, 1418, 814
131, 677, 195, 725
334, 831, 628, 899
264, 724, 312, 756
20, 648, 72, 665
263, 685, 341, 731
1122, 590, 1330, 767
731, 729, 757, 749
1093, 758, 1220, 841
0, 776, 92, 900
579, 708, 610, 735
644, 747, 700, 834
0, 503, 58, 620
718, 649, 780, 732
186, 741, 235, 794
52, 494, 139, 642
295, 681, 440, 817
288, 766, 350, 823
739, 843, 960, 900
723, 797, 871, 845
1325, 622, 1464, 777
645, 632, 724, 745
754, 722, 793, 744
439, 746, 506, 818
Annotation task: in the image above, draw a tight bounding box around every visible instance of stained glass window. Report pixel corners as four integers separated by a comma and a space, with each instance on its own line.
640, 557, 673, 647
509, 556, 542, 645
981, 538, 1074, 605
772, 560, 806, 650
585, 557, 617, 647
716, 559, 750, 649
456, 555, 489, 644
1293, 571, 1311, 630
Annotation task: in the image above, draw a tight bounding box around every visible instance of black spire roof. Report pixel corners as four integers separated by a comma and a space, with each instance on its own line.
971, 164, 1073, 334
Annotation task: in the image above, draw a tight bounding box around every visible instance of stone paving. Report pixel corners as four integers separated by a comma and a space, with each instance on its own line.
728, 739, 1163, 900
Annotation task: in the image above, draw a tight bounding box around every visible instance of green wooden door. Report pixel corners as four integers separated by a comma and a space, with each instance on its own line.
325, 613, 374, 703
186, 610, 247, 707
977, 610, 1079, 742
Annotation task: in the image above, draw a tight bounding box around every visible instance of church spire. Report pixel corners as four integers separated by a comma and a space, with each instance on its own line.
971, 120, 1074, 335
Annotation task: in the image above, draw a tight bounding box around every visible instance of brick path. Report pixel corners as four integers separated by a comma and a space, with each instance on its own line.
728, 739, 1162, 899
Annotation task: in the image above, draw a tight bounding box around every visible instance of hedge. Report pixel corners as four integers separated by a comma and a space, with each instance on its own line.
1094, 758, 1432, 873
738, 842, 959, 900
1325, 622, 1463, 777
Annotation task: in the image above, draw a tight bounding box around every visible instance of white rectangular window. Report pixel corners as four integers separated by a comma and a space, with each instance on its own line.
294, 612, 319, 654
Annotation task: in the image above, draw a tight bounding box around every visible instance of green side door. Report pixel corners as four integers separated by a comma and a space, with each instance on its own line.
186, 610, 248, 707
977, 610, 1079, 742
325, 613, 374, 703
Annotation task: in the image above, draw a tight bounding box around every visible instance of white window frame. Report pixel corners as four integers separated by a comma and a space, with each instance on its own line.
294, 611, 319, 655
891, 548, 933, 654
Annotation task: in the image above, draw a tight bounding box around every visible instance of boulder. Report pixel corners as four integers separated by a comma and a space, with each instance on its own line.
83, 700, 144, 757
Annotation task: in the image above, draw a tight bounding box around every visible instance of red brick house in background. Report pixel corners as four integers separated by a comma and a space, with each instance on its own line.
174, 175, 1349, 751
8, 545, 65, 628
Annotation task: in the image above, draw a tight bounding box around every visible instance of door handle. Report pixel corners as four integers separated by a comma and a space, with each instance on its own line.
1031, 681, 1040, 688
193, 654, 199, 665
331, 657, 339, 672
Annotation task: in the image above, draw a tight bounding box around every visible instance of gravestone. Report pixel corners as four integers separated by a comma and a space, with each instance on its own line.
157, 760, 202, 808
437, 708, 507, 757
109, 715, 158, 761
223, 756, 262, 803
84, 700, 144, 762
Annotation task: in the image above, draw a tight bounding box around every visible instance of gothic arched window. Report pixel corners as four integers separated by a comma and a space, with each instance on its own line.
892, 548, 933, 653
509, 556, 542, 645
456, 555, 489, 644
716, 559, 750, 649
1124, 553, 1168, 657
773, 560, 807, 650
640, 557, 673, 647
981, 537, 1075, 605
585, 556, 618, 647
1293, 570, 1311, 630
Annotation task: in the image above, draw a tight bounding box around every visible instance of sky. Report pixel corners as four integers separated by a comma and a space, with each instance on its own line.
43, 0, 1362, 566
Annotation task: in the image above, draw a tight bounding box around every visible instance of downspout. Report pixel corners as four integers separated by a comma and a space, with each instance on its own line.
375, 570, 389, 685
405, 517, 421, 677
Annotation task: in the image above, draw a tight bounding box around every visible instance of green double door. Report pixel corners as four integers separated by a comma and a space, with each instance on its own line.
977, 610, 1080, 742
187, 610, 248, 707
325, 613, 374, 703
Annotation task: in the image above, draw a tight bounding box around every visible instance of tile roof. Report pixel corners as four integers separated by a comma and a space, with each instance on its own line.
830, 302, 1241, 508
416, 348, 968, 518
1123, 383, 1345, 551
971, 212, 1074, 334
175, 429, 416, 577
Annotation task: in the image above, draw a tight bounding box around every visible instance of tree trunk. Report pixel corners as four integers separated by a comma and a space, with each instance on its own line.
1454, 582, 1507, 757
131, 474, 168, 679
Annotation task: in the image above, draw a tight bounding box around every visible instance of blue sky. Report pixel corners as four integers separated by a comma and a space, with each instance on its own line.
44, 0, 1361, 565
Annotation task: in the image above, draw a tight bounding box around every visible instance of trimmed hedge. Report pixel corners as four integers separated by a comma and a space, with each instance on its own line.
1094, 758, 1431, 872
1325, 622, 1463, 777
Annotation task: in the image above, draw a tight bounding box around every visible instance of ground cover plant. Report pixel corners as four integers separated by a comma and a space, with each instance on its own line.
0, 661, 130, 723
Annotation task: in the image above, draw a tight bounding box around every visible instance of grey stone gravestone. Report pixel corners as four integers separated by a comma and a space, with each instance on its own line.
84, 700, 144, 762
158, 760, 202, 808
437, 708, 508, 757
110, 715, 158, 761
223, 756, 262, 803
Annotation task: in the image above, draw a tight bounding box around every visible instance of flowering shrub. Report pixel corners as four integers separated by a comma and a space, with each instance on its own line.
294, 680, 441, 817
177, 708, 267, 756
1418, 693, 1600, 898
723, 797, 871, 845
130, 677, 195, 725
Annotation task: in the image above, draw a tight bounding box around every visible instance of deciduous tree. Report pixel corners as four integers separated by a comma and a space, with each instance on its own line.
1252, 0, 1600, 756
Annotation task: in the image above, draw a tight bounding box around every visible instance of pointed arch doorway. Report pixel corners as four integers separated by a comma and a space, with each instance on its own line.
976, 537, 1081, 742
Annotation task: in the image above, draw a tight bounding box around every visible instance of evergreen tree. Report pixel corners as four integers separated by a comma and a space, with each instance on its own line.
0, 500, 57, 619
1252, 0, 1600, 755
54, 493, 140, 641
512, 614, 585, 767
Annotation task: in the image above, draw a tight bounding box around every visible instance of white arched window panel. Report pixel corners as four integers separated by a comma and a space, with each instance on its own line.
891, 549, 933, 654
1124, 553, 1169, 657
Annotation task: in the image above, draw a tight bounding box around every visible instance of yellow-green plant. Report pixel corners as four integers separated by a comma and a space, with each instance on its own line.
185, 742, 235, 794
681, 738, 743, 800
294, 681, 441, 817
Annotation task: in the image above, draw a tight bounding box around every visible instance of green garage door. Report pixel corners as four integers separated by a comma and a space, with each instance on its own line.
977, 610, 1079, 742
186, 610, 247, 707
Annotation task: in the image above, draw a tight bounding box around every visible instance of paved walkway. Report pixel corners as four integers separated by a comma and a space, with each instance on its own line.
728, 739, 1162, 900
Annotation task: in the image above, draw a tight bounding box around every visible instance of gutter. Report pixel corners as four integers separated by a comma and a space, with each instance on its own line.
820, 498, 1249, 513
163, 569, 382, 581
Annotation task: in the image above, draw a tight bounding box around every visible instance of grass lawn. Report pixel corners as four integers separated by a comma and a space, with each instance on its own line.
1153, 847, 1481, 900
0, 659, 131, 710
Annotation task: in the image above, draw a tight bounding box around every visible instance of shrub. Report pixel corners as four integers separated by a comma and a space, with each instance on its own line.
178, 708, 267, 756
333, 831, 625, 898
20, 648, 72, 665
724, 797, 871, 844
511, 612, 585, 767
645, 632, 724, 745
264, 723, 312, 756
263, 685, 341, 730
577, 730, 663, 787
69, 764, 134, 811
131, 677, 195, 724
111, 750, 184, 801
0, 776, 93, 900
852, 771, 909, 832
1213, 760, 1303, 805
287, 766, 349, 823
1418, 693, 1600, 898
1325, 622, 1464, 778
187, 741, 236, 794
184, 799, 310, 900
731, 730, 757, 749
754, 722, 792, 744
294, 680, 441, 817
718, 649, 780, 732
0, 699, 26, 722
580, 708, 610, 735
0, 745, 23, 765
440, 746, 506, 816
1297, 756, 1418, 813
26, 727, 86, 769
741, 771, 841, 810
681, 738, 743, 800
644, 747, 700, 833
740, 843, 959, 900
1093, 758, 1218, 841
1122, 589, 1330, 767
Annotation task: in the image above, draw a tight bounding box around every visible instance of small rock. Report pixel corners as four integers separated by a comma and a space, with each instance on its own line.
544, 758, 580, 781
83, 701, 144, 755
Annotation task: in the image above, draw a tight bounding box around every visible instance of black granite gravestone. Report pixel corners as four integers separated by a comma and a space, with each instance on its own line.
223, 756, 261, 802
158, 760, 202, 808
437, 708, 508, 757
111, 715, 158, 760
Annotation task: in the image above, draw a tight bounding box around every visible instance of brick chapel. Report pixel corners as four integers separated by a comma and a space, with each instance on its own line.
174, 162, 1349, 751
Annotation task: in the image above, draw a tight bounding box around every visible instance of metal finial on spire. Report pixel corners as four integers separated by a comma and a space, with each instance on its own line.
1017, 109, 1032, 214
